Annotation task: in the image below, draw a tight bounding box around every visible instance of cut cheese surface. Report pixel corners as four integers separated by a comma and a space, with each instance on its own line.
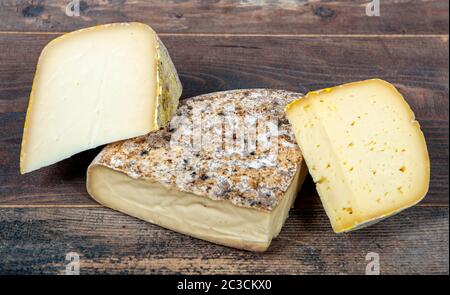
285, 79, 430, 233
87, 89, 306, 251
88, 161, 306, 252
20, 23, 182, 174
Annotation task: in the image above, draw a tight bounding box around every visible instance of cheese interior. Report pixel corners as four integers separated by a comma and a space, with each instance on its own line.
21, 23, 180, 174
286, 79, 430, 233
87, 163, 306, 252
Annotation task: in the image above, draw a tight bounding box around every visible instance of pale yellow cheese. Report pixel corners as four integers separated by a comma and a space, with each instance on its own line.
20, 23, 182, 174
87, 161, 307, 252
286, 79, 430, 233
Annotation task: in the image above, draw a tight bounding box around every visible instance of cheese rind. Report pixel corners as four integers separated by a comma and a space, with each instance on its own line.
20, 23, 182, 174
87, 89, 306, 251
154, 34, 182, 128
286, 79, 430, 233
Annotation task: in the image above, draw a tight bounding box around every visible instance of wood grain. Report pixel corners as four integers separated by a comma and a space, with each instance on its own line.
0, 2, 448, 276
0, 206, 447, 274
0, 34, 448, 206
0, 0, 448, 34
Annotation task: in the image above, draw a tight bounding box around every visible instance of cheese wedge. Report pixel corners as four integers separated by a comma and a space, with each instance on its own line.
20, 23, 182, 174
285, 79, 430, 233
87, 89, 307, 251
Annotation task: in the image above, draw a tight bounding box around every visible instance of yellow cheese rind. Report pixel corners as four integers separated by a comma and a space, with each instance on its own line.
286, 79, 430, 233
20, 23, 181, 174
154, 36, 182, 128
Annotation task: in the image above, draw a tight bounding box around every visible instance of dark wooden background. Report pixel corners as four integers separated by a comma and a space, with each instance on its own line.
0, 0, 448, 275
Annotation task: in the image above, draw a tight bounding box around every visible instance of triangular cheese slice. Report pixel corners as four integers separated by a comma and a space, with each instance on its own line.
286, 79, 429, 232
20, 23, 182, 173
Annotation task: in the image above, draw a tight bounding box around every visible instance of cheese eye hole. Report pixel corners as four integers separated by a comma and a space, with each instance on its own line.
317, 177, 327, 184
342, 207, 353, 215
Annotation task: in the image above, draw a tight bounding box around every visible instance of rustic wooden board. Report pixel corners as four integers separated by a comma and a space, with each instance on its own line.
0, 206, 447, 274
0, 0, 448, 34
1, 34, 448, 112
0, 34, 448, 207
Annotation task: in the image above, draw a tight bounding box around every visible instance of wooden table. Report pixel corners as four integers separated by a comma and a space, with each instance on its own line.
0, 0, 448, 275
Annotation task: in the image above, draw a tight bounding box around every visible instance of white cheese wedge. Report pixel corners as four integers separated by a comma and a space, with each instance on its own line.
285, 79, 430, 233
20, 23, 182, 174
87, 89, 307, 251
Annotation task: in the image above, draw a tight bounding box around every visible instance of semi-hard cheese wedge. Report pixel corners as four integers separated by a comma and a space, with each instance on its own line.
20, 23, 182, 174
87, 89, 307, 251
285, 79, 429, 233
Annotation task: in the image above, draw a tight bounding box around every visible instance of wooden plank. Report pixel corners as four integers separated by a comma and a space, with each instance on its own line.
0, 34, 448, 206
1, 34, 448, 113
0, 0, 448, 34
0, 206, 447, 274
